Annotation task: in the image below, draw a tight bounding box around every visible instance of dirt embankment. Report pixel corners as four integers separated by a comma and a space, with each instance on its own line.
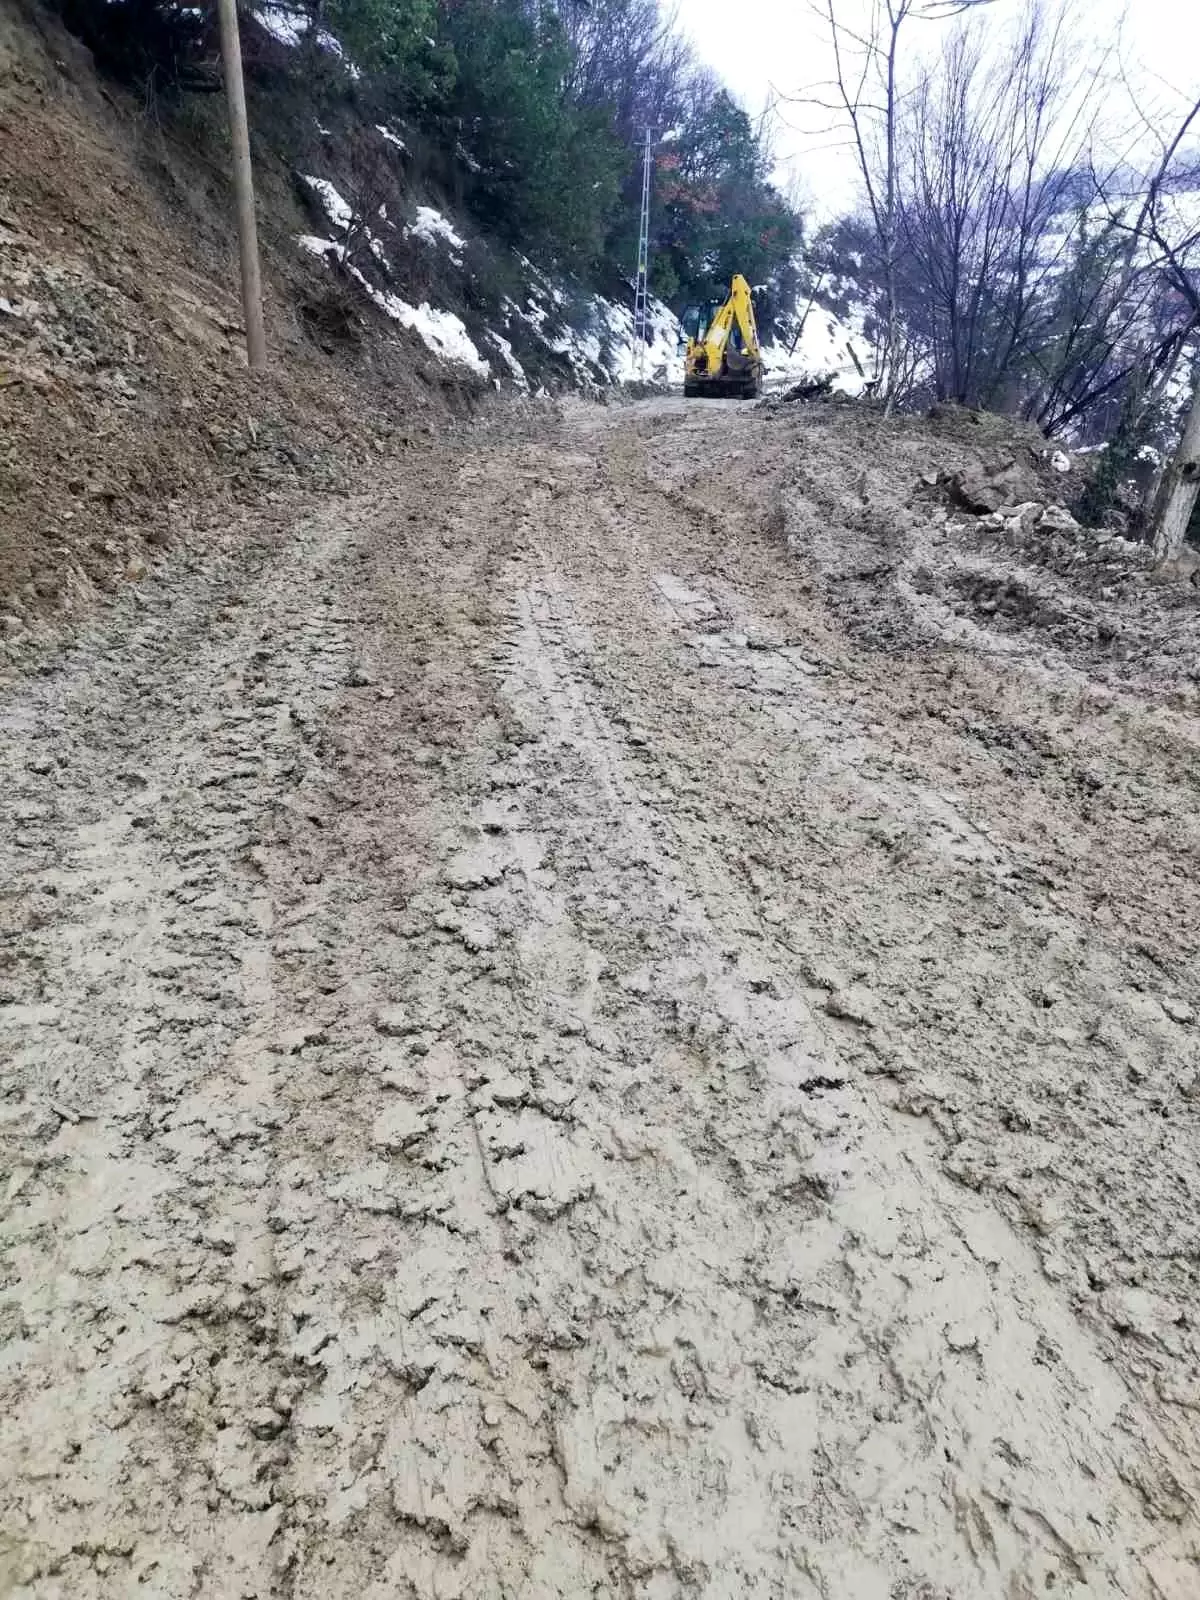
0, 2, 492, 645
763, 395, 1200, 697
3, 392, 1200, 1597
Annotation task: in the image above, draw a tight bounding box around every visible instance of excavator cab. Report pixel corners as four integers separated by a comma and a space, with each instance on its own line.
682, 275, 763, 399
680, 304, 713, 342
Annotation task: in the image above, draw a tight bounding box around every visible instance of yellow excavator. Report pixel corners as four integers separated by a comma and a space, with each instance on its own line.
682, 274, 763, 399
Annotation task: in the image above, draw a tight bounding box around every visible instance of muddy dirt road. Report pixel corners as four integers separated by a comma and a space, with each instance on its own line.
3, 398, 1200, 1598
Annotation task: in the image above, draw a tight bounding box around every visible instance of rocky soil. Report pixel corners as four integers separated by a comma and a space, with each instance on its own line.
3, 393, 1200, 1597
0, 0, 487, 638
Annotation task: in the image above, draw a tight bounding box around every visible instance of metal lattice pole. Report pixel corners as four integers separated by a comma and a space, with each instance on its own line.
634, 128, 652, 380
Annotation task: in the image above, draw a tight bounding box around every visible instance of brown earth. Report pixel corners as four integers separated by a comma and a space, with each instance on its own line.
0, 0, 487, 635
3, 392, 1200, 1598
5, 7, 1200, 1594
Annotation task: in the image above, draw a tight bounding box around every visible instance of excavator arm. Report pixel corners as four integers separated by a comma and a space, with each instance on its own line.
683, 274, 763, 399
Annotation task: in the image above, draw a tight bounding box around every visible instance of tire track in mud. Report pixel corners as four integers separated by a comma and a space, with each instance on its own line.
489, 477, 1197, 1596
0, 509, 373, 1593
600, 402, 1200, 1400
3, 403, 1200, 1599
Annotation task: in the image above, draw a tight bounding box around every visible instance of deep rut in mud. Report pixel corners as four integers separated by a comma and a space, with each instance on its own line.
3, 399, 1200, 1598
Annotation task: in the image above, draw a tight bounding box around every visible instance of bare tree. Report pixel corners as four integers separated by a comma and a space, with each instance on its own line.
557, 0, 695, 147
1130, 97, 1200, 559
1075, 85, 1200, 553
892, 1, 1142, 411
817, 0, 1199, 488
339, 128, 397, 278
802, 0, 994, 410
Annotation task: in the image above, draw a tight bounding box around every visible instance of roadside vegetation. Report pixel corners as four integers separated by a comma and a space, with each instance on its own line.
47, 0, 802, 320
799, 0, 1200, 551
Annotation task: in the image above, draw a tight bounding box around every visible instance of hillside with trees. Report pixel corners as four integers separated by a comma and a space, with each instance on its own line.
797, 0, 1200, 552
46, 0, 803, 323
6, 0, 1199, 555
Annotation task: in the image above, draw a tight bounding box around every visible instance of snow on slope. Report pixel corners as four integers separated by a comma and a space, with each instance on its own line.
301, 175, 351, 231
601, 297, 684, 385
254, 3, 360, 74
487, 332, 528, 390
763, 306, 871, 395
409, 207, 465, 257
297, 180, 490, 379
375, 299, 489, 376
503, 271, 683, 389
296, 166, 690, 392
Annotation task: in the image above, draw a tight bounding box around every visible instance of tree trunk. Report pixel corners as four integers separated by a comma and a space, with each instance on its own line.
1149, 371, 1200, 563
881, 12, 900, 418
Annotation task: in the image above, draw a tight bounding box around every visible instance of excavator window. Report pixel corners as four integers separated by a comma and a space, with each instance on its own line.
681, 305, 708, 341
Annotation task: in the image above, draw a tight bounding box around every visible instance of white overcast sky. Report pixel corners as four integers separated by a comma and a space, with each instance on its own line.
676, 0, 1200, 218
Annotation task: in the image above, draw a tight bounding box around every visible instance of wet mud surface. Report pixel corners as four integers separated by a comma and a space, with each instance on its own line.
3, 398, 1200, 1597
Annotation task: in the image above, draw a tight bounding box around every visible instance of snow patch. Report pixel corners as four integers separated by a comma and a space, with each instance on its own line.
296, 233, 488, 378
409, 206, 466, 256
600, 296, 683, 385
254, 4, 358, 71
254, 3, 305, 45
300, 180, 391, 262
502, 282, 684, 389
301, 176, 353, 233
381, 299, 488, 376
377, 125, 406, 152
297, 235, 339, 259
488, 331, 528, 389
764, 305, 871, 396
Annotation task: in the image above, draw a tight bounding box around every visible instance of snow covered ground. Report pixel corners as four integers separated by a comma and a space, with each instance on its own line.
762, 306, 871, 395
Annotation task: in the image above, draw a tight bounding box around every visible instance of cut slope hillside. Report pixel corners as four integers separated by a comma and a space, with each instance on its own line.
0, 1, 681, 637
0, 2, 473, 632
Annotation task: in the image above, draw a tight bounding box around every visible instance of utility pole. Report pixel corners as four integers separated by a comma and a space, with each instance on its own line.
633, 128, 652, 380
216, 0, 267, 370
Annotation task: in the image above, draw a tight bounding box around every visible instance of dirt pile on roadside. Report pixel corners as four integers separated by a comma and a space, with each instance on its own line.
761, 399, 1200, 698
0, 3, 485, 648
